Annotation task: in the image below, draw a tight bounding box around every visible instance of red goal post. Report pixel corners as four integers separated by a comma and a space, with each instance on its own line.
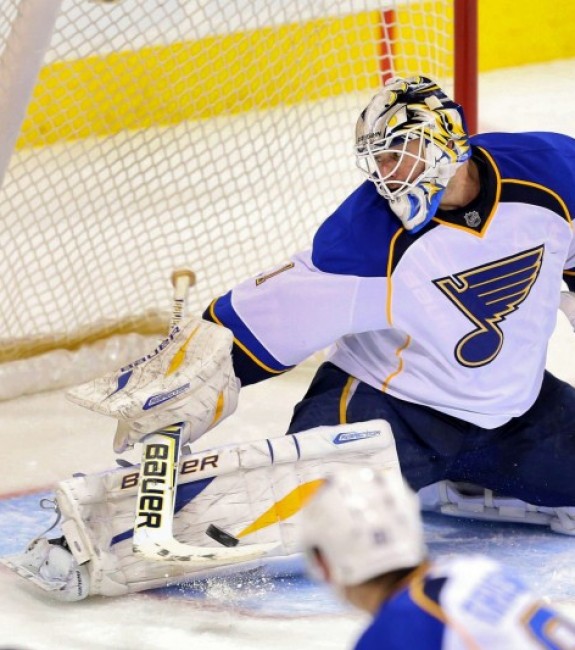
454, 0, 478, 134
0, 0, 478, 399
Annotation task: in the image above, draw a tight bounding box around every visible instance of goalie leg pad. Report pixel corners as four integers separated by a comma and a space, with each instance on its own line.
550, 508, 575, 535
417, 480, 575, 532
6, 420, 400, 599
1, 537, 90, 602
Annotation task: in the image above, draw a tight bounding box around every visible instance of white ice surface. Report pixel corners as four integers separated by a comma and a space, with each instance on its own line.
2, 58, 575, 648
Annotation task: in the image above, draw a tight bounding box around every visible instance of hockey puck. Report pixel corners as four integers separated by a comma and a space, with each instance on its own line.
205, 524, 240, 547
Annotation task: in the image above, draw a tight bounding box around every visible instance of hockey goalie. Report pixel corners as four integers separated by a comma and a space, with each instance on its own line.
1, 315, 402, 601
8, 74, 575, 603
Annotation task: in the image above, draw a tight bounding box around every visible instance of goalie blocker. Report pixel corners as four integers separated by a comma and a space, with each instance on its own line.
1, 420, 401, 601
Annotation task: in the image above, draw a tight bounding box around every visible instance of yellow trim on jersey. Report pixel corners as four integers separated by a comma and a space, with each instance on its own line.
430, 218, 487, 237
339, 376, 356, 424
382, 228, 412, 392
381, 334, 411, 392
410, 572, 482, 650
236, 479, 324, 538
434, 146, 572, 239
432, 147, 501, 238
386, 228, 405, 325
255, 262, 295, 286
208, 299, 285, 375
501, 178, 573, 225
519, 601, 575, 650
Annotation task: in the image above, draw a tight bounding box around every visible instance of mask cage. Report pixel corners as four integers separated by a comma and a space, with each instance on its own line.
356, 122, 440, 199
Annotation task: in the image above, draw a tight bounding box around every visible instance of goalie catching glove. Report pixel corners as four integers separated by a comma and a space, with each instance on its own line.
67, 316, 240, 453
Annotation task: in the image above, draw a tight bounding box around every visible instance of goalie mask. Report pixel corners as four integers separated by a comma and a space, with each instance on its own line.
299, 466, 426, 587
355, 76, 471, 233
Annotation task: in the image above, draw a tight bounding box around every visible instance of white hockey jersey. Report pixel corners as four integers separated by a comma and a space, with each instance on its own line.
355, 554, 575, 650
208, 132, 575, 428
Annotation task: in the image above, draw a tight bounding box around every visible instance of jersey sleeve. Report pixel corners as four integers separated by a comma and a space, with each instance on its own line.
202, 182, 400, 386
203, 250, 389, 385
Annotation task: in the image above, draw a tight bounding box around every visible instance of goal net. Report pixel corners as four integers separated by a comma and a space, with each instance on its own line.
0, 0, 476, 398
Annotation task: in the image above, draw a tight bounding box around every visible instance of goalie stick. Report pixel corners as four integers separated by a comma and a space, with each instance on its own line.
132, 269, 277, 564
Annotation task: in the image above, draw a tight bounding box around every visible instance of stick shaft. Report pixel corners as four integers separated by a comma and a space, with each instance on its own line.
133, 268, 194, 554
134, 267, 280, 564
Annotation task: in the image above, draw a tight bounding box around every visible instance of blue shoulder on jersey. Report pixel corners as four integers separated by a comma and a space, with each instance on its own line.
313, 133, 575, 280
311, 180, 402, 277
473, 132, 575, 289
471, 131, 575, 219
355, 586, 445, 650
203, 293, 293, 386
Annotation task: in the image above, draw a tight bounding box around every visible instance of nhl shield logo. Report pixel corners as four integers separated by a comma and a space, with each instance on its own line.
463, 210, 481, 227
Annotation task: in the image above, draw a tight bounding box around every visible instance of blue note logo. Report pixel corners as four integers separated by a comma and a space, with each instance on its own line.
433, 245, 544, 367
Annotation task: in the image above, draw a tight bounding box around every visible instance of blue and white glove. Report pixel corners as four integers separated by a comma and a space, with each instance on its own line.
67, 316, 240, 453
389, 180, 446, 234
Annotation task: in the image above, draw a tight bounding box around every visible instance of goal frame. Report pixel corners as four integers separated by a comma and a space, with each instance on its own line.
0, 0, 479, 398
454, 0, 478, 134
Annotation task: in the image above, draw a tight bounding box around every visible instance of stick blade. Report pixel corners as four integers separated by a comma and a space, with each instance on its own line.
133, 535, 277, 567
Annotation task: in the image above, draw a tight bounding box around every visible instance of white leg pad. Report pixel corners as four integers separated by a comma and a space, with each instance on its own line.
6, 420, 400, 599
418, 480, 575, 533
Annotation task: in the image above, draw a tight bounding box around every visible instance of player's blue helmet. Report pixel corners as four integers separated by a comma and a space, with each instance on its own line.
355, 76, 471, 201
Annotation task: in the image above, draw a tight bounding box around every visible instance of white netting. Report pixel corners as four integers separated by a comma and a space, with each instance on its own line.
0, 0, 457, 396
